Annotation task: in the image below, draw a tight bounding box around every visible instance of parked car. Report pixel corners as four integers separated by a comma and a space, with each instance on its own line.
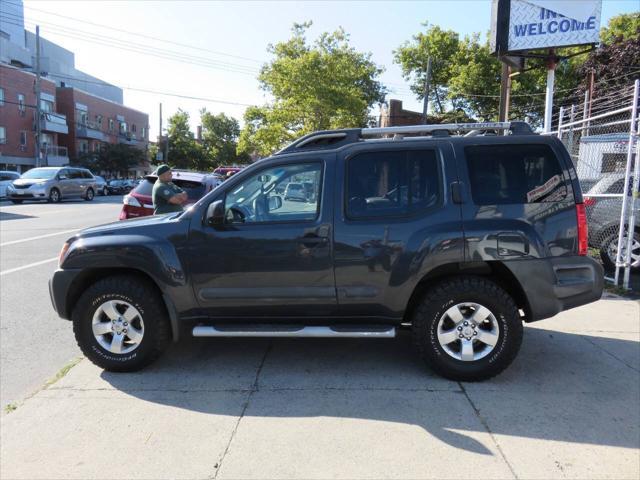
284, 182, 307, 201
583, 173, 639, 270
94, 176, 108, 196
119, 170, 221, 219
106, 179, 129, 195
50, 121, 603, 381
213, 166, 243, 178
6, 167, 96, 203
0, 171, 20, 198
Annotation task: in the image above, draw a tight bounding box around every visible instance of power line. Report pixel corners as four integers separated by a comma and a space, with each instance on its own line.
3, 0, 263, 64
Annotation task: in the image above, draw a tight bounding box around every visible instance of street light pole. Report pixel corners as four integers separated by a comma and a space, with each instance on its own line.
34, 25, 42, 167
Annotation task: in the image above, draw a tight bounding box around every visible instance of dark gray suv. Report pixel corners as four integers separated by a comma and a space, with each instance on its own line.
7, 167, 97, 203
49, 122, 603, 381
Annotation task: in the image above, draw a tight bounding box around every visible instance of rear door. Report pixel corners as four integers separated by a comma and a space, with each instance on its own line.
453, 137, 577, 260
333, 141, 464, 320
57, 168, 76, 197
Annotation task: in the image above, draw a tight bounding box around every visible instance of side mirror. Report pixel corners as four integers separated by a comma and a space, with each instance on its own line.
206, 200, 225, 227
268, 195, 282, 211
258, 174, 271, 184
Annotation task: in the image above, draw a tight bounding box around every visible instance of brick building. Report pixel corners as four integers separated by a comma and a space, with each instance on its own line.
55, 86, 149, 163
379, 99, 423, 128
0, 64, 69, 171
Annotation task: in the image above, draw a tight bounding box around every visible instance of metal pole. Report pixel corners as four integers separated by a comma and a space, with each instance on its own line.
34, 25, 42, 168
556, 106, 565, 138
498, 62, 512, 123
622, 79, 640, 289
543, 50, 556, 134
614, 79, 639, 287
567, 104, 576, 159
422, 57, 432, 124
158, 102, 162, 162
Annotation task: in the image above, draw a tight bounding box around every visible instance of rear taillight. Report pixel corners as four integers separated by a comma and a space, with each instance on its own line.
123, 194, 142, 207
583, 197, 596, 207
576, 203, 588, 256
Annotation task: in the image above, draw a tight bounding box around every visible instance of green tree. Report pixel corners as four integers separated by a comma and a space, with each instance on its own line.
200, 110, 249, 167
238, 22, 386, 157
600, 12, 640, 44
393, 24, 460, 114
166, 109, 204, 170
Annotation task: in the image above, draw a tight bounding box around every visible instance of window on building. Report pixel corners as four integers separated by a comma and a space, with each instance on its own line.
0, 88, 4, 106
108, 118, 114, 132
346, 150, 440, 219
17, 94, 25, 113
19, 131, 27, 147
96, 115, 103, 129
119, 121, 127, 134
131, 124, 137, 133
77, 140, 89, 154
0, 127, 6, 144
76, 110, 87, 126
40, 99, 53, 113
465, 144, 568, 205
141, 126, 146, 139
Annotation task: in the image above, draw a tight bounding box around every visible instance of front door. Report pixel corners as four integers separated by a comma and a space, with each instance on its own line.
187, 157, 337, 319
57, 168, 76, 198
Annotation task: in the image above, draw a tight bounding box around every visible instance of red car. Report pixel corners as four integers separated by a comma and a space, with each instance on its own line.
213, 166, 243, 177
119, 171, 221, 220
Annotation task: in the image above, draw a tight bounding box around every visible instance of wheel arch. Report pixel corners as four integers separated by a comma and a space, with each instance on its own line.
404, 261, 531, 323
65, 267, 180, 341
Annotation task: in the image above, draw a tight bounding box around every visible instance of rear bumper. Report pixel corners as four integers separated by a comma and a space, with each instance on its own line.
49, 268, 82, 320
503, 256, 604, 322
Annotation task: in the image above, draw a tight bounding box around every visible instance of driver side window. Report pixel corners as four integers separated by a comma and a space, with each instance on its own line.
225, 162, 322, 224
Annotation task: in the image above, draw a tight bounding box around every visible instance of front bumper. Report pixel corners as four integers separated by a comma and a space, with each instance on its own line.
49, 268, 82, 320
504, 256, 604, 321
7, 187, 47, 200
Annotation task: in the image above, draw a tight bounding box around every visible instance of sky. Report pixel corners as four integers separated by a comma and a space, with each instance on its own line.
15, 0, 640, 140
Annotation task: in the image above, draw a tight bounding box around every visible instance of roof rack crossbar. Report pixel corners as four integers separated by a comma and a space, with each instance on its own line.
361, 122, 512, 136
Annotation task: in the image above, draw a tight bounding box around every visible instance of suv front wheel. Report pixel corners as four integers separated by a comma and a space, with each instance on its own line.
412, 276, 523, 381
72, 275, 171, 371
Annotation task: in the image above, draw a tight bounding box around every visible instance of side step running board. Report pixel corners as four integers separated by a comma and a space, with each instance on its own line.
192, 325, 396, 338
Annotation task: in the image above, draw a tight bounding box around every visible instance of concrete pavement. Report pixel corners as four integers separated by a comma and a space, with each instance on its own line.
1, 298, 638, 479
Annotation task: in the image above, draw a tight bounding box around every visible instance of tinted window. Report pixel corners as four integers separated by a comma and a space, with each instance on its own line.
68, 169, 83, 180
82, 170, 94, 179
347, 149, 440, 218
465, 144, 567, 205
133, 177, 206, 201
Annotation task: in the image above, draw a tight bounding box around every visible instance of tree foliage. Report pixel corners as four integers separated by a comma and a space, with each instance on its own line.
200, 110, 249, 167
600, 12, 640, 44
74, 143, 144, 176
238, 22, 386, 157
166, 109, 204, 170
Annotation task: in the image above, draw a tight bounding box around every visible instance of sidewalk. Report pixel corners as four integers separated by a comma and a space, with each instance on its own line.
1, 298, 638, 479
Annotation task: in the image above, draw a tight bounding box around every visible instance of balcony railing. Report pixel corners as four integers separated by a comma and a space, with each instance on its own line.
41, 145, 69, 167
38, 112, 69, 134
76, 122, 106, 141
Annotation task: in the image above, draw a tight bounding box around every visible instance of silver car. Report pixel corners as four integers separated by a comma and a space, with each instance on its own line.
0, 171, 20, 198
6, 167, 97, 204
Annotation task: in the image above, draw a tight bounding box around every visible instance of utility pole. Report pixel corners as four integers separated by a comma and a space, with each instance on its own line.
158, 102, 163, 162
422, 57, 432, 124
498, 62, 512, 122
34, 25, 42, 167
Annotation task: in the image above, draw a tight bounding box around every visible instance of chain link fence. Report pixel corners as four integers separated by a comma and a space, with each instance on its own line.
554, 80, 640, 289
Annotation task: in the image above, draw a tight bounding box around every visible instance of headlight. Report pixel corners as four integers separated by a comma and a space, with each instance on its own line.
7, 184, 15, 191
58, 242, 71, 268
123, 194, 142, 207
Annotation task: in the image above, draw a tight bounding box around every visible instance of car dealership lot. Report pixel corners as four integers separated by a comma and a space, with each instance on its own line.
0, 197, 639, 479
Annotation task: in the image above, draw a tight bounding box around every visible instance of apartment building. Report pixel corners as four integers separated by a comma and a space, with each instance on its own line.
0, 64, 69, 172
55, 86, 149, 160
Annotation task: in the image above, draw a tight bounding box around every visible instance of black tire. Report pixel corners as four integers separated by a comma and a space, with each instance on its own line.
102, 186, 108, 196
411, 276, 523, 382
72, 275, 171, 372
49, 187, 61, 203
600, 230, 640, 271
85, 188, 95, 201
10, 199, 23, 204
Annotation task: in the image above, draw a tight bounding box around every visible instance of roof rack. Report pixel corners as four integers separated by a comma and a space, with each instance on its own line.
275, 121, 534, 155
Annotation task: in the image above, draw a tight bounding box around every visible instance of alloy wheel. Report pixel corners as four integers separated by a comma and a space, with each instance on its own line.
92, 300, 145, 354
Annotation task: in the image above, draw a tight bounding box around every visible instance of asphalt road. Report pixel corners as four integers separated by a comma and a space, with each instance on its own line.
0, 195, 124, 408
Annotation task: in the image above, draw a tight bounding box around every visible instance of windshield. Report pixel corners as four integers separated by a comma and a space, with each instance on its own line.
21, 168, 57, 180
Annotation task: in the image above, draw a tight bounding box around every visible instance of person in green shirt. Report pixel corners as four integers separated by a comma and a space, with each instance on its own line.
152, 165, 188, 215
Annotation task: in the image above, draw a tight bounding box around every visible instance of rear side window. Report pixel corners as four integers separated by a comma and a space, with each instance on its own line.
347, 149, 440, 218
134, 177, 205, 201
465, 144, 568, 204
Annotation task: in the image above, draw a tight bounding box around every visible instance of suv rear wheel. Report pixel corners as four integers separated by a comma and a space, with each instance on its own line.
72, 275, 171, 371
412, 276, 523, 381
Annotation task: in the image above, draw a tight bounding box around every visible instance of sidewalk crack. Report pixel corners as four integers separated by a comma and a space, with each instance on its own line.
211, 341, 272, 479
458, 381, 519, 480
581, 335, 639, 372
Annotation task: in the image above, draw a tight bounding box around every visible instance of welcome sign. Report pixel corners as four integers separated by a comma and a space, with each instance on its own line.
491, 0, 602, 55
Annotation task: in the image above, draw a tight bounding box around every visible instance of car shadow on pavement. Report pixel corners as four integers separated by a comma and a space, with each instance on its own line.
98, 327, 640, 455
0, 211, 36, 221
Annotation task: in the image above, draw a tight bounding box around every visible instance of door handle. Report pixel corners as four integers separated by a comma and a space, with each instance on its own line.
298, 234, 328, 246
